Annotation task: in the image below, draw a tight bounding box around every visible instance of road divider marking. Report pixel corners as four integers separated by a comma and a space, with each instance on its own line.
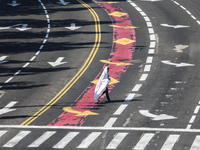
63, 107, 99, 116
100, 60, 132, 66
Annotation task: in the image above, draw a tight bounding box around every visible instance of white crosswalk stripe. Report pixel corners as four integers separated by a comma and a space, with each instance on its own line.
76, 132, 102, 148
190, 135, 200, 150
161, 134, 180, 150
0, 130, 200, 149
3, 131, 31, 148
28, 131, 56, 147
53, 132, 79, 149
133, 133, 155, 150
106, 132, 128, 149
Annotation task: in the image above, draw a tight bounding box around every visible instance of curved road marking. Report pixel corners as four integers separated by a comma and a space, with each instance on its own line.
21, 0, 101, 125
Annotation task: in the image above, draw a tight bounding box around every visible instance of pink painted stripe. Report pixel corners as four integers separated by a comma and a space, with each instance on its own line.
48, 1, 136, 126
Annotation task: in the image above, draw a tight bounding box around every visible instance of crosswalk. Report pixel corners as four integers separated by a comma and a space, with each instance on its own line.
0, 129, 199, 149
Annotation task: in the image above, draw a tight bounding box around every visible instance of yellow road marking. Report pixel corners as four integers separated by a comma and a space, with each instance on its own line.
109, 11, 127, 17
114, 38, 135, 45
100, 60, 132, 66
63, 107, 99, 116
91, 77, 119, 85
109, 25, 139, 29
94, 2, 119, 3
20, 0, 101, 125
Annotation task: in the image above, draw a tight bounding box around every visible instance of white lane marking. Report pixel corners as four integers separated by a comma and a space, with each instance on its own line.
14, 70, 21, 76
22, 62, 30, 68
113, 104, 128, 115
148, 28, 154, 34
0, 101, 18, 115
190, 135, 200, 150
35, 51, 40, 55
191, 15, 196, 20
146, 56, 153, 63
28, 131, 56, 147
39, 45, 44, 49
104, 118, 117, 127
132, 84, 142, 92
43, 39, 47, 44
53, 132, 79, 149
77, 132, 101, 148
135, 7, 142, 12
133, 133, 155, 150
139, 74, 148, 81
5, 77, 13, 83
189, 115, 196, 124
160, 134, 180, 150
150, 34, 156, 41
146, 22, 152, 27
3, 131, 31, 147
144, 65, 151, 72
125, 93, 135, 102
186, 124, 192, 130
144, 17, 150, 22
194, 106, 200, 114
186, 10, 191, 15
140, 12, 147, 16
30, 56, 36, 61
148, 49, 155, 54
149, 41, 156, 48
106, 132, 128, 149
0, 130, 7, 138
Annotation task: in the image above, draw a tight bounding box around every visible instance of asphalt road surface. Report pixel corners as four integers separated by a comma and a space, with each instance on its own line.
0, 0, 200, 149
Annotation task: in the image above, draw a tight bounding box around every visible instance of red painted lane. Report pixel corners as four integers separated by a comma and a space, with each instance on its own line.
48, 1, 136, 126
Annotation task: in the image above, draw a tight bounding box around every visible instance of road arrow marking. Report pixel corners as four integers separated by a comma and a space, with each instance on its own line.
141, 0, 163, 1
161, 60, 195, 67
161, 24, 190, 28
65, 23, 81, 30
139, 110, 177, 121
0, 56, 8, 64
0, 101, 18, 115
100, 60, 132, 66
173, 44, 189, 53
57, 0, 70, 5
7, 0, 21, 6
15, 24, 32, 31
48, 57, 67, 67
63, 107, 99, 116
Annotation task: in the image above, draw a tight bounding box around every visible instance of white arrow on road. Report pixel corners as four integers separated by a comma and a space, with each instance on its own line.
161, 24, 190, 28
161, 60, 195, 67
0, 56, 8, 64
48, 57, 67, 67
57, 0, 70, 5
65, 23, 81, 31
15, 24, 32, 31
139, 110, 177, 121
7, 0, 21, 6
0, 101, 18, 115
141, 0, 163, 2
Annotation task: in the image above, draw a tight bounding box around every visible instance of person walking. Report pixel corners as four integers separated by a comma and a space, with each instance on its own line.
94, 66, 111, 102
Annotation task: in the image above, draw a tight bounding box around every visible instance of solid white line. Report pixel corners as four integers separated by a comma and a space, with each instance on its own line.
106, 132, 128, 149
5, 77, 13, 83
77, 132, 101, 148
104, 118, 117, 127
144, 65, 151, 72
148, 49, 155, 54
53, 132, 79, 149
133, 133, 155, 150
146, 56, 153, 63
28, 131, 56, 147
125, 93, 135, 102
14, 70, 21, 76
190, 135, 200, 150
132, 84, 142, 92
194, 106, 200, 114
23, 63, 30, 68
139, 74, 148, 81
113, 104, 128, 115
30, 56, 36, 61
189, 115, 196, 124
3, 131, 31, 147
160, 134, 180, 150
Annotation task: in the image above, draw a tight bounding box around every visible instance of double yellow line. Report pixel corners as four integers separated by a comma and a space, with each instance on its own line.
21, 0, 101, 125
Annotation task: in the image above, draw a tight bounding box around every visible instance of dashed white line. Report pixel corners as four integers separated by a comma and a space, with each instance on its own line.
113, 104, 128, 115
14, 70, 21, 76
22, 63, 30, 68
146, 56, 153, 63
148, 49, 155, 54
189, 115, 196, 124
139, 74, 148, 81
104, 118, 118, 127
132, 84, 142, 92
5, 77, 13, 83
194, 106, 200, 114
144, 65, 151, 72
125, 93, 136, 102
30, 56, 36, 61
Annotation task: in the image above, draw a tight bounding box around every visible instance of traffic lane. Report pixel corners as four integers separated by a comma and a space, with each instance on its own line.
114, 0, 200, 129
0, 0, 47, 85
30, 1, 113, 126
